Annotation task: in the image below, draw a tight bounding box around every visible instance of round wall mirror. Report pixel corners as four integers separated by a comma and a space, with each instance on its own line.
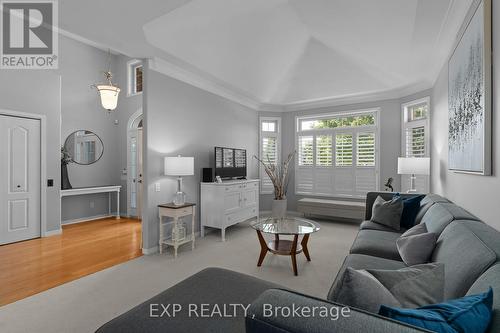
64, 130, 104, 165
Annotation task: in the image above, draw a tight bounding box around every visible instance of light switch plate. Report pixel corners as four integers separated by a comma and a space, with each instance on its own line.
155, 183, 161, 192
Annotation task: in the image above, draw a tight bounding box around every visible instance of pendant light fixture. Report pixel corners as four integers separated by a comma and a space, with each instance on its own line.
92, 49, 120, 112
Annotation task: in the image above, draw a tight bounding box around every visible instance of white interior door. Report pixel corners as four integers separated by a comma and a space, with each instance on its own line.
137, 128, 143, 218
128, 128, 143, 218
0, 115, 41, 245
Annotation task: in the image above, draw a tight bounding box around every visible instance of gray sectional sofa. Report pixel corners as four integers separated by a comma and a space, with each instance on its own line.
97, 192, 500, 333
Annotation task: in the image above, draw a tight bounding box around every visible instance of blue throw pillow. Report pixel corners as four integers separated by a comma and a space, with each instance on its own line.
379, 287, 493, 333
394, 194, 425, 229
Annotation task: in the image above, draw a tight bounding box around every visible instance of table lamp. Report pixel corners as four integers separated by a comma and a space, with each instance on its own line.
164, 155, 194, 205
397, 157, 430, 193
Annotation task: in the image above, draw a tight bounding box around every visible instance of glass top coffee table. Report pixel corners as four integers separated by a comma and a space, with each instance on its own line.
251, 216, 320, 276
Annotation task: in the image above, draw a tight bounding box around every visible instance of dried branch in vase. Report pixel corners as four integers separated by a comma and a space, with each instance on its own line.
254, 151, 296, 200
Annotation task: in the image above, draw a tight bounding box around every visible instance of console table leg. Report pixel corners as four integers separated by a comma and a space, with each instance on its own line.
256, 230, 268, 267
191, 208, 196, 250
221, 228, 226, 242
291, 235, 299, 276
301, 234, 311, 261
159, 214, 163, 254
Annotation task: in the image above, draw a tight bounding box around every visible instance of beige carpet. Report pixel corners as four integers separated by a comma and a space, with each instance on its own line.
0, 218, 358, 333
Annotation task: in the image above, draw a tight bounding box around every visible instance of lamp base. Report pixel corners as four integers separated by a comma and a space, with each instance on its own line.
173, 191, 186, 206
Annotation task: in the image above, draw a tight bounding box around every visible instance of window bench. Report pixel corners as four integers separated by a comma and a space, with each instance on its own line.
297, 198, 365, 221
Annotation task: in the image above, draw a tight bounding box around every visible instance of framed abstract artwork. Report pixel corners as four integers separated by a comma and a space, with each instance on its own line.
448, 0, 492, 175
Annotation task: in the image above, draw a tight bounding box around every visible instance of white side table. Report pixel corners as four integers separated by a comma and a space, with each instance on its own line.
158, 203, 196, 258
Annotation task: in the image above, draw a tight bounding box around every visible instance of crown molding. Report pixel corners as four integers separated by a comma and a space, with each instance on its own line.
149, 57, 264, 110
59, 28, 435, 113
150, 56, 433, 112
259, 81, 432, 112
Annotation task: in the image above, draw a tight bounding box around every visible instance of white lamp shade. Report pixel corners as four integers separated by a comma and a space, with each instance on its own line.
97, 85, 120, 111
164, 156, 194, 176
398, 157, 430, 175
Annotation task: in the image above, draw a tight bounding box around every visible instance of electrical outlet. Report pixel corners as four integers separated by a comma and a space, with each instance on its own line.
90, 201, 95, 208
155, 183, 161, 192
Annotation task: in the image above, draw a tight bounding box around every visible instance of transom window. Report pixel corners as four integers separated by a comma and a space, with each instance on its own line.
296, 110, 379, 198
402, 98, 430, 192
127, 59, 143, 96
259, 117, 281, 194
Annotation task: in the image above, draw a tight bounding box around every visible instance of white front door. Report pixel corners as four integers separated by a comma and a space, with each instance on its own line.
0, 115, 41, 245
128, 128, 143, 218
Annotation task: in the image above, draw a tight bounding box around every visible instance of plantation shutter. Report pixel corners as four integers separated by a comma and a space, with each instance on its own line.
261, 136, 277, 193
405, 126, 425, 157
259, 117, 281, 194
357, 133, 375, 166
298, 136, 314, 166
316, 135, 332, 166
335, 134, 353, 166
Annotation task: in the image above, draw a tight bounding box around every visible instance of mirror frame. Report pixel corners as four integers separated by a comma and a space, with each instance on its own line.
64, 130, 104, 165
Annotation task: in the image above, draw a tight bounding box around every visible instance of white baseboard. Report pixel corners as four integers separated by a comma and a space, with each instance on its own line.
259, 210, 302, 217
142, 231, 202, 255
62, 214, 116, 225
142, 246, 158, 255
44, 228, 62, 237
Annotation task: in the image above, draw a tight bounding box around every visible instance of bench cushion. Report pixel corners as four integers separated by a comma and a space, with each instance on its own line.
350, 229, 402, 261
95, 267, 281, 333
297, 198, 365, 220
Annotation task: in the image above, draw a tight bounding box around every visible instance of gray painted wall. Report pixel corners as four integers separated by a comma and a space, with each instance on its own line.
0, 71, 61, 233
430, 1, 500, 230
59, 36, 142, 223
143, 69, 259, 251
258, 93, 432, 211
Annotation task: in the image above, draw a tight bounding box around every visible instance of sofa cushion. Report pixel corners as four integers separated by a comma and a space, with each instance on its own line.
95, 267, 281, 333
467, 264, 500, 333
421, 203, 481, 235
365, 192, 418, 221
328, 254, 406, 301
380, 288, 493, 333
350, 229, 402, 261
396, 223, 437, 266
414, 194, 450, 225
336, 263, 444, 313
371, 196, 404, 230
432, 222, 496, 300
399, 195, 426, 229
360, 220, 406, 233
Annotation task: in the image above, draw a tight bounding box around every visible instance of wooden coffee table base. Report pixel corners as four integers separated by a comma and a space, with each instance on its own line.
256, 231, 311, 276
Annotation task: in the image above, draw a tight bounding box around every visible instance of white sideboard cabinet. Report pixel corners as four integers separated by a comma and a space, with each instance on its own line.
201, 179, 259, 241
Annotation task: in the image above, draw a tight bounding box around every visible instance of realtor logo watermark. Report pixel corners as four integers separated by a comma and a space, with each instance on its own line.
1, 0, 58, 69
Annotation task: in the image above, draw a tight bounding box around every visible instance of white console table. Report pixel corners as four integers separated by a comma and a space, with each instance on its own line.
201, 179, 259, 241
60, 185, 121, 219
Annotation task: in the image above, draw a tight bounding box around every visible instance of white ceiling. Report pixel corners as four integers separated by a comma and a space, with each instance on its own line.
59, 0, 473, 110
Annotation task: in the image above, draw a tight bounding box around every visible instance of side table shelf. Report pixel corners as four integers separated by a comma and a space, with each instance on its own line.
158, 203, 196, 258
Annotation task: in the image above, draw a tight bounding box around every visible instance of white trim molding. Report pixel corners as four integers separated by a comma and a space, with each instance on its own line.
142, 245, 159, 255
45, 228, 62, 237
0, 109, 49, 237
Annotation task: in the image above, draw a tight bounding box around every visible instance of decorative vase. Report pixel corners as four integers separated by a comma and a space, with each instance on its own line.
272, 199, 287, 219
61, 162, 72, 190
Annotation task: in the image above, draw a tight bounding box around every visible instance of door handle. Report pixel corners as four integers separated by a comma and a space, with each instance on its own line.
16, 185, 21, 188
138, 180, 143, 184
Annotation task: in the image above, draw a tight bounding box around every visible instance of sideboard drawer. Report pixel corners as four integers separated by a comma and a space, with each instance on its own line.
225, 206, 257, 226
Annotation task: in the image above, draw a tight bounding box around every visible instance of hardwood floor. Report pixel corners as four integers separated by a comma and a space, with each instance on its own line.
0, 218, 142, 307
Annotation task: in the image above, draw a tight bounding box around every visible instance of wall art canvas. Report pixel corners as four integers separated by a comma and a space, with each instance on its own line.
448, 0, 491, 175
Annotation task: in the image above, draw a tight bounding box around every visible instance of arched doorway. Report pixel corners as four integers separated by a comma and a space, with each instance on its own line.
127, 109, 143, 218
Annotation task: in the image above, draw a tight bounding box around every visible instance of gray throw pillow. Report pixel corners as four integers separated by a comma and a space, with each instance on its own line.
335, 263, 444, 313
397, 223, 437, 266
370, 195, 403, 230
